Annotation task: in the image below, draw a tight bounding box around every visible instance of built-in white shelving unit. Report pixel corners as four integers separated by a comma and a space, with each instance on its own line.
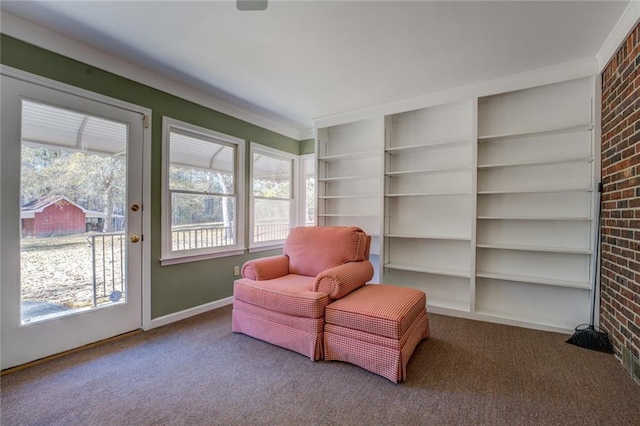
475, 77, 595, 330
316, 118, 384, 281
314, 76, 597, 332
382, 100, 477, 313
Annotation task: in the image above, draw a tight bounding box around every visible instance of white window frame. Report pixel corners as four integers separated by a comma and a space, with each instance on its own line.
161, 117, 245, 265
299, 153, 316, 227
249, 143, 299, 252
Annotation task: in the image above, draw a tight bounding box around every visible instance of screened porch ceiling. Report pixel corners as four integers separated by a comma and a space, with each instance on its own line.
21, 99, 127, 157
21, 100, 291, 181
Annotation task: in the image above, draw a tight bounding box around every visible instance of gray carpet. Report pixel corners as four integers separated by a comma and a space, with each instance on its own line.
2, 305, 639, 425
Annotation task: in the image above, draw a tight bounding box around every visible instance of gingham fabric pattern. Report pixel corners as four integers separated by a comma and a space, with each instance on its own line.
241, 255, 290, 281
284, 226, 370, 277
323, 308, 429, 383
325, 308, 428, 350
233, 275, 328, 319
233, 299, 324, 335
364, 235, 371, 260
325, 284, 426, 340
423, 310, 431, 339
232, 309, 324, 361
313, 261, 374, 300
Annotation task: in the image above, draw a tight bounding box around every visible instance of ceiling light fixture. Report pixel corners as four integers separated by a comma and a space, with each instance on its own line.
237, 0, 268, 11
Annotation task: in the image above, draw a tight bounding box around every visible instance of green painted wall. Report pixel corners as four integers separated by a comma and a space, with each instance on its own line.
1, 35, 302, 318
299, 139, 315, 155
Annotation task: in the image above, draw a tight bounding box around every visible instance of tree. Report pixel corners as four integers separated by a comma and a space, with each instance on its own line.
21, 146, 125, 232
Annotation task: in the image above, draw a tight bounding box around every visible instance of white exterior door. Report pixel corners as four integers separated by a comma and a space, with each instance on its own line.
1, 71, 145, 369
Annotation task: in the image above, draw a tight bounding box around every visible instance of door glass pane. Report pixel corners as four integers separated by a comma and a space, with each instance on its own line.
20, 100, 128, 324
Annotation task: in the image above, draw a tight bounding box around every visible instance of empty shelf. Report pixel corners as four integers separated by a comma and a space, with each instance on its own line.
478, 124, 593, 141
385, 233, 471, 241
478, 157, 593, 169
477, 243, 592, 254
476, 271, 591, 289
385, 139, 472, 154
384, 263, 470, 278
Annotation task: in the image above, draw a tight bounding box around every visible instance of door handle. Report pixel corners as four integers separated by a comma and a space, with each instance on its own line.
130, 234, 140, 243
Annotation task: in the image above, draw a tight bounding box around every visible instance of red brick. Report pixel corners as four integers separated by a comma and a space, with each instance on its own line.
601, 21, 640, 361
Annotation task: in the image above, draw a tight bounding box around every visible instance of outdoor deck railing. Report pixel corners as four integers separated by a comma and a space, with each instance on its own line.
171, 223, 292, 249
253, 223, 290, 242
172, 225, 235, 251
87, 223, 313, 305
87, 232, 126, 307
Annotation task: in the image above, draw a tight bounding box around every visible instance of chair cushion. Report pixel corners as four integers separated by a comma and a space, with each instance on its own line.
233, 275, 328, 319
325, 284, 426, 340
284, 226, 369, 277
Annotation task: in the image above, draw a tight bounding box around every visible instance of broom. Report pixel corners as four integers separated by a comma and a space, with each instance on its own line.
566, 182, 614, 353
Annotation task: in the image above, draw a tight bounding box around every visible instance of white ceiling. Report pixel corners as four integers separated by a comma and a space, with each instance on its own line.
0, 1, 630, 136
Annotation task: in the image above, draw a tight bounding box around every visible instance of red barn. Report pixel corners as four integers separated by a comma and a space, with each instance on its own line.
21, 195, 87, 237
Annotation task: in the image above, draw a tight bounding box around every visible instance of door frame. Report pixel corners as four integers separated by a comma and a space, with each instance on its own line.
0, 65, 153, 332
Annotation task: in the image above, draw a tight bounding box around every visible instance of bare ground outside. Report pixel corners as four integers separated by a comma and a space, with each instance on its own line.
21, 233, 125, 315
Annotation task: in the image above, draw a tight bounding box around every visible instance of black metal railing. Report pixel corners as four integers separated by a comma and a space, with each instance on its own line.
87, 233, 126, 307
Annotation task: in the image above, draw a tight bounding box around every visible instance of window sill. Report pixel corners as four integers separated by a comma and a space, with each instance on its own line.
160, 248, 245, 266
248, 244, 284, 254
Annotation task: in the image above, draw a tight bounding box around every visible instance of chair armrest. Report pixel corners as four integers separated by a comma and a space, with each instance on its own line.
242, 255, 290, 280
313, 261, 374, 300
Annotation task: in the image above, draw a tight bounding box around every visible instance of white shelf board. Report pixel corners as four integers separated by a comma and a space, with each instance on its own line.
318, 213, 379, 218
476, 271, 591, 289
478, 157, 593, 169
473, 309, 575, 333
318, 175, 377, 182
386, 192, 473, 197
477, 216, 591, 221
477, 187, 593, 195
385, 233, 471, 241
477, 123, 593, 142
385, 139, 472, 154
385, 166, 473, 176
384, 263, 470, 278
318, 149, 379, 161
477, 243, 592, 254
318, 195, 379, 199
428, 300, 470, 312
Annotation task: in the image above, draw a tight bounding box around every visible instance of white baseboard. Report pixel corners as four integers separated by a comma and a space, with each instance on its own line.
427, 305, 573, 335
147, 296, 234, 330
146, 295, 573, 335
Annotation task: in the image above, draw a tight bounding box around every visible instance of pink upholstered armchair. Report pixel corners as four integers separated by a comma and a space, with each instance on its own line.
232, 226, 374, 360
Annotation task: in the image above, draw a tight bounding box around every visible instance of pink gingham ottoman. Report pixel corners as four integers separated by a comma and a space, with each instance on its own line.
323, 284, 430, 383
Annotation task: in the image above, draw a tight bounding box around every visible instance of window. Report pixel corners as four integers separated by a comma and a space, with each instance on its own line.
161, 118, 244, 264
300, 154, 316, 226
250, 144, 298, 250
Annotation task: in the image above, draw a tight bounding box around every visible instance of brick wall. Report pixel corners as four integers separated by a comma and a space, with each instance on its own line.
600, 22, 640, 380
